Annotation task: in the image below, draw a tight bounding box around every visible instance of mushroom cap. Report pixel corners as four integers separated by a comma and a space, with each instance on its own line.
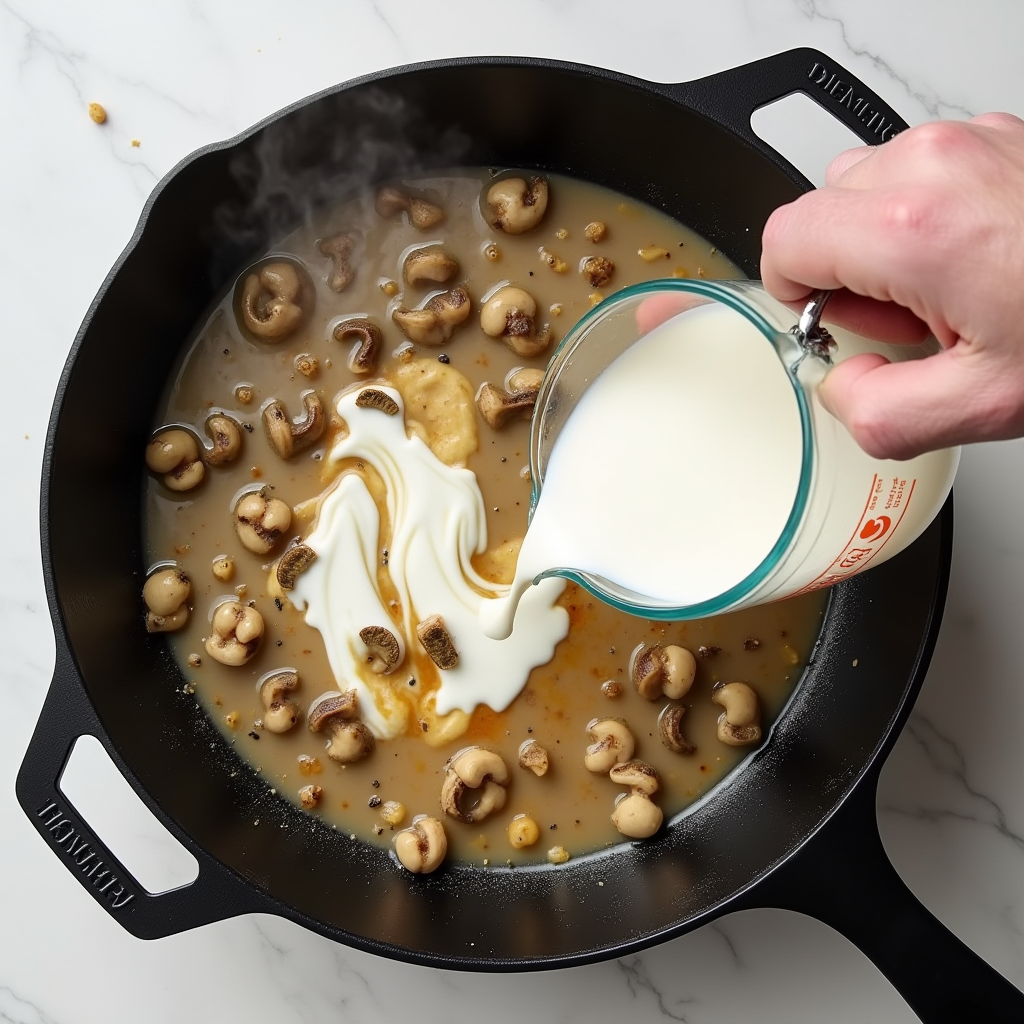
631, 643, 696, 701
239, 262, 311, 341
480, 286, 537, 337
712, 681, 760, 726
307, 690, 359, 732
417, 614, 459, 670
143, 568, 190, 616
358, 625, 402, 674
395, 816, 447, 873
333, 318, 383, 374
204, 414, 242, 465
260, 668, 299, 706
354, 389, 400, 416
146, 429, 199, 474
658, 703, 695, 754
608, 759, 661, 795
486, 177, 549, 234
403, 247, 459, 285
717, 714, 763, 747
441, 747, 510, 824
611, 792, 664, 839
325, 721, 375, 763
447, 746, 509, 787
584, 717, 635, 773
475, 381, 539, 430
262, 392, 326, 460
276, 544, 317, 591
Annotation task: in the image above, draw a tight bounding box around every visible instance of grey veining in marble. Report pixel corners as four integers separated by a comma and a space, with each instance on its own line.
4, 1, 1024, 1021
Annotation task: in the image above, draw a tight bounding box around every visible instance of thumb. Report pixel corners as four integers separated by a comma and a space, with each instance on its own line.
818, 348, 1006, 460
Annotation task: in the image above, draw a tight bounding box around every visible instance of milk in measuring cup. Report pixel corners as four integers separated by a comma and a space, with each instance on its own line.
481, 300, 957, 640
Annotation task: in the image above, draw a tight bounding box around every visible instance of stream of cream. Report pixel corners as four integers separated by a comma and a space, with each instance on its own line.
290, 387, 569, 738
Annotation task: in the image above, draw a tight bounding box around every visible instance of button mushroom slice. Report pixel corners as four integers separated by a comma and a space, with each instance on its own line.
203, 414, 243, 466
262, 391, 326, 460
631, 643, 697, 701
518, 738, 550, 777
234, 487, 292, 555
239, 261, 311, 341
584, 717, 635, 773
307, 690, 375, 763
403, 247, 459, 286
318, 232, 357, 292
275, 543, 317, 591
392, 286, 471, 346
354, 388, 400, 416
712, 681, 762, 746
486, 176, 549, 234
416, 614, 459, 670
608, 759, 661, 796
440, 747, 510, 824
394, 815, 448, 874
146, 428, 205, 491
611, 791, 664, 839
375, 185, 445, 230
479, 285, 552, 358
259, 669, 301, 734
143, 567, 191, 633
475, 381, 539, 430
658, 704, 695, 755
359, 625, 403, 674
205, 601, 264, 666
332, 317, 383, 375
580, 255, 615, 288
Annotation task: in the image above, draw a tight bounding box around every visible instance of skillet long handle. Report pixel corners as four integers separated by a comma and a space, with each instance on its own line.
740, 770, 1024, 1022
15, 644, 273, 939
663, 46, 910, 167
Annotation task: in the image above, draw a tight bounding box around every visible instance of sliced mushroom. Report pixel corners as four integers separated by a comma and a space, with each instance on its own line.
486, 177, 549, 234
375, 185, 444, 230
392, 287, 471, 346
479, 285, 552, 358
262, 392, 325, 460
143, 568, 191, 633
307, 690, 375, 763
518, 738, 550, 777
203, 414, 242, 466
658, 704, 695, 754
359, 625, 403, 674
584, 718, 635, 773
394, 815, 448, 874
403, 247, 459, 286
417, 614, 459, 670
234, 487, 292, 555
238, 261, 311, 341
332, 318, 383, 375
631, 643, 697, 701
205, 601, 264, 666
146, 428, 204, 491
440, 747, 509, 824
276, 543, 317, 591
609, 759, 663, 839
712, 681, 762, 746
259, 669, 301, 734
475, 379, 539, 430
355, 388, 400, 416
581, 255, 615, 288
318, 232, 356, 292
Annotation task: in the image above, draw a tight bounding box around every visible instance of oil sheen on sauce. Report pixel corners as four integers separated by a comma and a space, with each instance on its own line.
482, 303, 804, 640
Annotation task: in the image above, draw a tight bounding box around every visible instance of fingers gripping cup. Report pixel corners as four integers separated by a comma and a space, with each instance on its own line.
480, 279, 958, 639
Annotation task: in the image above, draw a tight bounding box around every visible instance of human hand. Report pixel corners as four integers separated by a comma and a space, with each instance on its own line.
760, 113, 1024, 460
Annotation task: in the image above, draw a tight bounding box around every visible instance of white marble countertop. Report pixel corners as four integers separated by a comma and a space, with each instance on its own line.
4, 1, 1024, 1021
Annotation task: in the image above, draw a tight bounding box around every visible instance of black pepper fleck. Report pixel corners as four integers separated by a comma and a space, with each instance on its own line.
368, 795, 381, 808
500, 457, 506, 463
276, 640, 283, 647
243, 423, 254, 433
248, 731, 260, 740
698, 645, 721, 658
743, 638, 761, 650
549, 823, 557, 830
438, 353, 450, 364
274, 598, 283, 611
223, 348, 230, 355
371, 779, 380, 788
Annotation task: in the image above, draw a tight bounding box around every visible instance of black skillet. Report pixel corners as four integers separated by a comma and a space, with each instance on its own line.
17, 48, 1024, 1021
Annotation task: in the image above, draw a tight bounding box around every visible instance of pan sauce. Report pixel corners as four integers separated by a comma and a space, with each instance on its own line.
145, 169, 826, 866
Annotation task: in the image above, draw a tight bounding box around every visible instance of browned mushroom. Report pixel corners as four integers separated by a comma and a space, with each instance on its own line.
658, 704, 695, 754
475, 367, 544, 430
203, 414, 243, 466
332, 318, 383, 375
479, 285, 552, 358
375, 185, 444, 229
143, 568, 191, 633
275, 544, 317, 591
440, 747, 509, 824
403, 247, 459, 286
486, 177, 549, 234
262, 392, 326, 460
145, 428, 204, 491
318, 232, 357, 292
238, 261, 312, 341
359, 625, 403, 674
259, 669, 301, 733
355, 388, 400, 415
632, 643, 697, 701
392, 287, 471, 346
307, 691, 375, 763
417, 614, 458, 669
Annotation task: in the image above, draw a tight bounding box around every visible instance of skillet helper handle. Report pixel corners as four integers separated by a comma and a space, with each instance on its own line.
16, 646, 270, 939
743, 772, 1024, 1022
666, 46, 910, 157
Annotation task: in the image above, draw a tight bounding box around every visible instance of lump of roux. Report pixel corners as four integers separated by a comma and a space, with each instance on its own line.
290, 385, 569, 738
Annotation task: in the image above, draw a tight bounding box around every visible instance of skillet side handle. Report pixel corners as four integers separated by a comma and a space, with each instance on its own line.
739, 771, 1024, 1022
663, 47, 910, 156
16, 646, 272, 940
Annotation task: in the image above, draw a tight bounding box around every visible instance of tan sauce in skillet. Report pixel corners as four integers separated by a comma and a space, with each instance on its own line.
145, 169, 827, 867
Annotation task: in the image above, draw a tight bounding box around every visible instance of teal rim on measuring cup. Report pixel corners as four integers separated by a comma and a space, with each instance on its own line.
526, 278, 829, 620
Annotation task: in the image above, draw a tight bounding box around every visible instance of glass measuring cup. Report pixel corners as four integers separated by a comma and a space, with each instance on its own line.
527, 279, 959, 619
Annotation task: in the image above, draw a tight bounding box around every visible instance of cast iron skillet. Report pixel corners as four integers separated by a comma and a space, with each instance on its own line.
17, 48, 1024, 1021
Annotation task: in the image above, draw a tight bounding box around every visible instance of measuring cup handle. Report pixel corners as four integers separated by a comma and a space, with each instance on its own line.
663, 47, 909, 172
737, 768, 1024, 1022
